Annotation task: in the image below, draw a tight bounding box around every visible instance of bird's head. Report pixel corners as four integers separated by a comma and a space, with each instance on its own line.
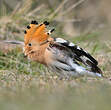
24, 20, 54, 59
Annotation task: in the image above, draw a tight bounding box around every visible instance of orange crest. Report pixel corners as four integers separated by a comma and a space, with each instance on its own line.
24, 21, 50, 45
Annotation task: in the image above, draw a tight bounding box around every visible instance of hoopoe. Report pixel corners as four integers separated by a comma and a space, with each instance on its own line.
23, 20, 103, 77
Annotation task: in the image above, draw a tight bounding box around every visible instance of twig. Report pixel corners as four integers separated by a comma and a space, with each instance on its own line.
60, 0, 86, 16
48, 0, 68, 20
27, 4, 45, 16
10, 2, 21, 17
17, 0, 32, 15
55, 18, 82, 22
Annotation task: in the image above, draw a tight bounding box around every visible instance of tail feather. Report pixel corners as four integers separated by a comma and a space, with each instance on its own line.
86, 60, 103, 75
68, 58, 102, 77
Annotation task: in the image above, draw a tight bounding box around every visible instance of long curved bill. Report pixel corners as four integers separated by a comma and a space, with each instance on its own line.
3, 40, 24, 46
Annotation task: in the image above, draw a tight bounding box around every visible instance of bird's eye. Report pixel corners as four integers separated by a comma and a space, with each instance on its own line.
28, 43, 32, 46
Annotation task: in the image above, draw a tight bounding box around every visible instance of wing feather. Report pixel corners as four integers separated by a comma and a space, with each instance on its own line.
54, 38, 102, 74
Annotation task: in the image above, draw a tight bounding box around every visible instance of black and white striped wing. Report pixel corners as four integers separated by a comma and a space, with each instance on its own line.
54, 38, 102, 74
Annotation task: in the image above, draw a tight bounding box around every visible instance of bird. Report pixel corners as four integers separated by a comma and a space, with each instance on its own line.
23, 20, 103, 77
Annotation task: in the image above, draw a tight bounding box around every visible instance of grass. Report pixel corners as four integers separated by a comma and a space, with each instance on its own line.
0, 0, 111, 110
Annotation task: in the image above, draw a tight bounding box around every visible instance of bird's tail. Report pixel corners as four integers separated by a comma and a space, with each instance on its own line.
85, 60, 103, 76
75, 64, 102, 77
91, 65, 103, 76
69, 59, 102, 77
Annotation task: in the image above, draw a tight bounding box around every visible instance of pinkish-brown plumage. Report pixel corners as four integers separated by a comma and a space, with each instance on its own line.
24, 20, 103, 77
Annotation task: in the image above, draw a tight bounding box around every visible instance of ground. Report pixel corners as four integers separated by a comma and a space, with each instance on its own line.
0, 27, 111, 110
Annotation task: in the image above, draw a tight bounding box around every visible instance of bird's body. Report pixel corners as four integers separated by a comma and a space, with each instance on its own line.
23, 21, 103, 77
